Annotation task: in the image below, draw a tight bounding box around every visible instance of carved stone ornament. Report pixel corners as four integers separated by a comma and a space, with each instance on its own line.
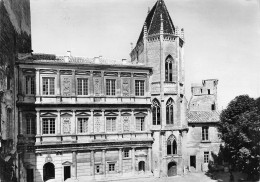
122, 78, 130, 97
63, 118, 71, 134
62, 76, 72, 96
45, 154, 53, 163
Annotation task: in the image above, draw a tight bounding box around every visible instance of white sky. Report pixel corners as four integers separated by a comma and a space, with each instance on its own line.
31, 0, 260, 109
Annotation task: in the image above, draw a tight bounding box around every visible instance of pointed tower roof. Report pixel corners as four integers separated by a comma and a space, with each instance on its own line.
137, 0, 175, 44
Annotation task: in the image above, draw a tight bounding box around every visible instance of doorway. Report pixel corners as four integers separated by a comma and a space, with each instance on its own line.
168, 162, 177, 176
190, 155, 196, 168
43, 162, 55, 181
64, 166, 71, 181
138, 161, 145, 171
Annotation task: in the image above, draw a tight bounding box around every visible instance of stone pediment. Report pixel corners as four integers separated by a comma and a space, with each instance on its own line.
60, 113, 72, 117
121, 112, 131, 116
40, 112, 57, 117
76, 112, 91, 117
40, 69, 57, 74
134, 112, 147, 117
62, 161, 72, 166
105, 112, 118, 116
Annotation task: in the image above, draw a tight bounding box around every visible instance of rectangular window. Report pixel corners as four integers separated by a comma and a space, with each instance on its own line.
42, 77, 55, 95
135, 80, 145, 96
77, 78, 88, 95
106, 79, 116, 96
136, 117, 145, 131
202, 126, 209, 141
109, 163, 115, 171
42, 118, 55, 134
106, 117, 116, 132
204, 151, 209, 163
25, 76, 35, 95
26, 169, 34, 182
96, 165, 100, 173
26, 117, 36, 135
124, 150, 129, 158
77, 118, 88, 133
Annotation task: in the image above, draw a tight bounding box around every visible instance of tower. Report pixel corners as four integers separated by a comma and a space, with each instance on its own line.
130, 0, 188, 177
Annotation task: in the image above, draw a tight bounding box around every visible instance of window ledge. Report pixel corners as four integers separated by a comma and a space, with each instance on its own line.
201, 140, 211, 143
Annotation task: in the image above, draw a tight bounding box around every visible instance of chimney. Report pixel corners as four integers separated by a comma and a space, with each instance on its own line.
67, 51, 71, 57
122, 59, 127, 64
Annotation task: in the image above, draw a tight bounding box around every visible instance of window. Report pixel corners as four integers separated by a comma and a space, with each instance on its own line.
167, 135, 177, 155
26, 169, 34, 182
96, 165, 100, 173
135, 80, 145, 96
165, 55, 177, 82
166, 98, 174, 124
25, 76, 35, 95
109, 163, 115, 171
208, 89, 210, 95
152, 99, 160, 125
77, 118, 88, 133
202, 126, 209, 141
204, 151, 209, 163
124, 150, 129, 158
106, 117, 116, 132
42, 118, 55, 134
77, 78, 88, 95
211, 104, 215, 111
26, 117, 36, 135
136, 117, 145, 131
106, 79, 116, 96
42, 77, 55, 95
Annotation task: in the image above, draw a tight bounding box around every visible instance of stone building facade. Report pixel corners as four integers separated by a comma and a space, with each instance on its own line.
187, 79, 222, 172
0, 0, 31, 181
11, 0, 224, 181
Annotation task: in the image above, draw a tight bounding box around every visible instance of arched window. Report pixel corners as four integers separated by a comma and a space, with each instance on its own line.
166, 98, 174, 124
165, 55, 177, 82
152, 99, 160, 125
167, 135, 177, 155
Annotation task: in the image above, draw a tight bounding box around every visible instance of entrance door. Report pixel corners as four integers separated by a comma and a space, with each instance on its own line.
138, 161, 145, 171
43, 162, 55, 181
168, 162, 177, 176
64, 166, 71, 181
190, 156, 196, 168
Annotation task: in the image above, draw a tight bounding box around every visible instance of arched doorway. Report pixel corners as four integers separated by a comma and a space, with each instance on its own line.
168, 162, 177, 176
43, 162, 55, 181
138, 161, 145, 171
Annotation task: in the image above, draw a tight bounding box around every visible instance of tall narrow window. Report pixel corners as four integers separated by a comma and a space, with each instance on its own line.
106, 79, 116, 96
166, 98, 174, 124
165, 55, 177, 82
25, 76, 35, 95
42, 118, 55, 134
152, 99, 160, 125
135, 80, 145, 96
77, 78, 88, 95
77, 118, 88, 133
136, 117, 145, 131
106, 117, 116, 132
202, 126, 209, 141
26, 117, 36, 135
42, 77, 55, 95
167, 135, 177, 155
204, 151, 209, 163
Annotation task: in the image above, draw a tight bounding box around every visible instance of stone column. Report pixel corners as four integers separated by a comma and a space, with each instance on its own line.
91, 150, 95, 177
71, 70, 76, 96
72, 151, 77, 179
19, 110, 23, 135
36, 109, 40, 135
72, 110, 76, 134
119, 148, 123, 174
35, 69, 40, 103
148, 147, 152, 172
56, 70, 61, 96
102, 109, 105, 133
91, 109, 94, 133
132, 147, 136, 173
57, 110, 61, 134
102, 150, 106, 176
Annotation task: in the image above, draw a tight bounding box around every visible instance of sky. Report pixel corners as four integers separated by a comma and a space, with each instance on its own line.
31, 0, 260, 109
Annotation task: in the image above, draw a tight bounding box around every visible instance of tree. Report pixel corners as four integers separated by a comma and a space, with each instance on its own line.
218, 95, 260, 180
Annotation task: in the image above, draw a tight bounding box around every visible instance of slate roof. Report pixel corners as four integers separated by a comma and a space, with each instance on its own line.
137, 0, 175, 44
187, 111, 220, 123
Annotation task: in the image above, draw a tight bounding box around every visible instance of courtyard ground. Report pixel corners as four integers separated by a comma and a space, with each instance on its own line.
119, 171, 248, 182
